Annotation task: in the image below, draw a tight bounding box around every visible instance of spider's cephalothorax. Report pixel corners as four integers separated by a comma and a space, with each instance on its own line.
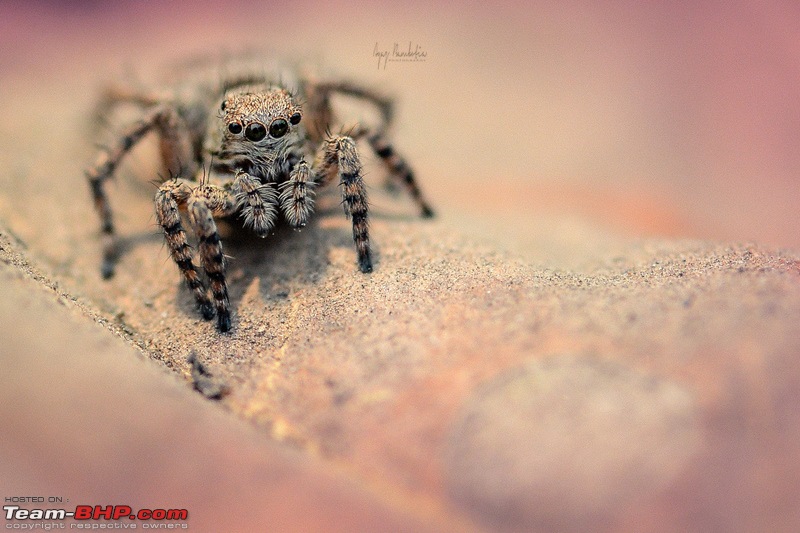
86, 66, 434, 332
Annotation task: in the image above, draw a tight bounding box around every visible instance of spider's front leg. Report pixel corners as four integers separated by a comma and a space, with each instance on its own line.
155, 179, 215, 321
187, 184, 237, 332
314, 136, 372, 273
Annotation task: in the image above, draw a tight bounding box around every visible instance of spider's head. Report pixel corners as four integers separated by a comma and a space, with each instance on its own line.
219, 87, 303, 154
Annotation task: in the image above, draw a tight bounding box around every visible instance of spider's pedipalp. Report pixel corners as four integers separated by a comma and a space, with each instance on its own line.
279, 158, 316, 228
233, 171, 278, 237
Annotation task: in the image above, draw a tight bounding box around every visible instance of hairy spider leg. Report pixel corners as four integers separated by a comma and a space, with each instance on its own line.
302, 79, 434, 218
367, 131, 435, 218
86, 104, 196, 278
300, 78, 392, 143
313, 135, 372, 273
155, 179, 215, 320
187, 184, 237, 332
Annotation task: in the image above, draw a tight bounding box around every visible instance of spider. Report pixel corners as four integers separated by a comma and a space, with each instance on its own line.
86, 62, 434, 332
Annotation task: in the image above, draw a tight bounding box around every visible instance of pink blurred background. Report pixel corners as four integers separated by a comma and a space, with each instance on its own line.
1, 0, 799, 249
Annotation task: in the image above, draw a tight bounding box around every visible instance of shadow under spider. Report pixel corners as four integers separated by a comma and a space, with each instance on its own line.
105, 190, 407, 327
170, 209, 381, 326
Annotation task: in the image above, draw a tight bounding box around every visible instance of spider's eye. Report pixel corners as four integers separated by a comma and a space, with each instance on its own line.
220, 100, 227, 111
245, 123, 267, 141
228, 122, 242, 134
289, 112, 302, 125
269, 119, 289, 138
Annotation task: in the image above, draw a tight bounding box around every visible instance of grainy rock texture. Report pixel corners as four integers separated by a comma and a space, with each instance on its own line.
4, 205, 800, 531
0, 231, 452, 532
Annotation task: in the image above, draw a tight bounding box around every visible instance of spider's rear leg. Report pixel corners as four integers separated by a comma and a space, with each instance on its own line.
187, 185, 237, 332
155, 179, 214, 321
367, 131, 435, 218
302, 78, 433, 218
87, 116, 154, 278
86, 104, 195, 278
301, 78, 393, 143
93, 82, 163, 126
315, 136, 372, 273
310, 80, 394, 125
279, 159, 316, 228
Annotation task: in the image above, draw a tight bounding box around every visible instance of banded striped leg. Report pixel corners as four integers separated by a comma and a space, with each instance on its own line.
279, 159, 316, 228
86, 104, 194, 278
301, 78, 434, 218
314, 136, 372, 273
187, 185, 237, 332
155, 179, 215, 321
233, 171, 278, 237
367, 131, 435, 218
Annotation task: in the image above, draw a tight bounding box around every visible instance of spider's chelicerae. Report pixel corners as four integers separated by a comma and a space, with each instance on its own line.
87, 63, 434, 332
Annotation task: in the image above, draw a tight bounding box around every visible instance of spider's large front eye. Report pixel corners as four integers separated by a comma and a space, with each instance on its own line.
269, 119, 288, 138
245, 123, 267, 141
228, 122, 242, 134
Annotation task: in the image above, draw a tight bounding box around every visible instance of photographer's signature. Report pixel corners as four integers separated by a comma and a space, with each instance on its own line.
373, 42, 428, 70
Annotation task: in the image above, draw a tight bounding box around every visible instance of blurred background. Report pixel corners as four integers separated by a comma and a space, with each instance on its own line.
0, 0, 798, 257
2, 3, 799, 529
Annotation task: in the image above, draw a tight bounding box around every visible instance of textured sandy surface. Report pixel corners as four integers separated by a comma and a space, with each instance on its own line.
125, 237, 800, 531
0, 232, 451, 532
4, 186, 800, 531
3, 3, 800, 531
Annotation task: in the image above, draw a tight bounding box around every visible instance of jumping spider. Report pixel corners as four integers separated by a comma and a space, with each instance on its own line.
87, 63, 434, 332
